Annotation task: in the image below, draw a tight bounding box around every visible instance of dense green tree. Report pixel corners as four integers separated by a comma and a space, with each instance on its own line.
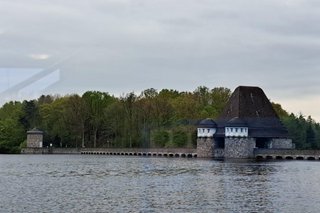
172, 92, 200, 120
0, 118, 25, 153
172, 130, 188, 147
64, 95, 89, 148
104, 100, 126, 147
152, 130, 169, 148
19, 100, 40, 130
0, 102, 25, 153
210, 87, 231, 117
39, 98, 69, 147
194, 86, 210, 106
120, 92, 138, 148
38, 95, 54, 105
306, 124, 316, 149
1, 86, 320, 153
272, 102, 289, 119
83, 91, 115, 148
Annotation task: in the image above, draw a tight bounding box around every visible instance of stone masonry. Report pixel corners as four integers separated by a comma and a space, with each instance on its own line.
27, 129, 43, 148
197, 138, 215, 158
270, 139, 293, 149
224, 137, 256, 158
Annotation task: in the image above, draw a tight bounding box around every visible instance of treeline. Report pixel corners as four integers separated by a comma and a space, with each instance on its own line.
270, 103, 320, 149
0, 86, 319, 153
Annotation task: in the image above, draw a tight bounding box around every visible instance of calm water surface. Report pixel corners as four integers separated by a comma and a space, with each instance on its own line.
0, 155, 320, 213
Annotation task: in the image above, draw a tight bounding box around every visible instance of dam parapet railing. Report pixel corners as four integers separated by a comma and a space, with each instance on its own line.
21, 147, 81, 154
21, 147, 197, 158
82, 148, 197, 158
254, 148, 320, 160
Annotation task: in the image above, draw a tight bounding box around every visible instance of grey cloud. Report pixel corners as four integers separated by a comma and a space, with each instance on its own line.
1, 0, 320, 119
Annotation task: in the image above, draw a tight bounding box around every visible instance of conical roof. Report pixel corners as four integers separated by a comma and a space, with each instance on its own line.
217, 86, 288, 138
219, 86, 279, 119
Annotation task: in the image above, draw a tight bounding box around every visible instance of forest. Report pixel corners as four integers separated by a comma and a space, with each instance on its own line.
0, 86, 319, 154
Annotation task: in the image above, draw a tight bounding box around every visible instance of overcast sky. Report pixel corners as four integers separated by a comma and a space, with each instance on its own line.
0, 0, 320, 120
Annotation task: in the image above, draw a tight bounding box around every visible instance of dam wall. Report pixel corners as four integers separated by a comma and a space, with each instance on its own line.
21, 147, 197, 158
21, 147, 320, 161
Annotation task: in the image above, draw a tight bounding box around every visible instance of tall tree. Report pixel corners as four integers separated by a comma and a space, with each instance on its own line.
120, 92, 137, 148
64, 95, 89, 148
272, 102, 289, 119
83, 91, 115, 148
210, 87, 231, 117
19, 100, 40, 130
0, 101, 25, 153
39, 98, 69, 147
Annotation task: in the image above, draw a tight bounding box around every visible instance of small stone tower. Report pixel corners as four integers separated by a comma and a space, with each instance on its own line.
224, 117, 255, 158
197, 119, 217, 158
27, 128, 44, 148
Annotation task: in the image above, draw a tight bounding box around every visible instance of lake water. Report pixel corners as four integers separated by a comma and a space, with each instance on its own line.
0, 155, 320, 213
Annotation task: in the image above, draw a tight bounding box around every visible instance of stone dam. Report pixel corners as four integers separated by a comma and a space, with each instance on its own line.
21, 147, 320, 161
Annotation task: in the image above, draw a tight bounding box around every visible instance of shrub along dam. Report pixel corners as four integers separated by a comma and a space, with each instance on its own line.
22, 86, 320, 161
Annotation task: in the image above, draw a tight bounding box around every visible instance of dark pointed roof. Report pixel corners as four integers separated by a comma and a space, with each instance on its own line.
219, 86, 278, 119
216, 86, 288, 138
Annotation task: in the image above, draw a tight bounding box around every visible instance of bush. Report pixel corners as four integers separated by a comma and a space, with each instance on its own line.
20, 140, 27, 149
153, 130, 169, 147
0, 141, 21, 154
172, 130, 188, 147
